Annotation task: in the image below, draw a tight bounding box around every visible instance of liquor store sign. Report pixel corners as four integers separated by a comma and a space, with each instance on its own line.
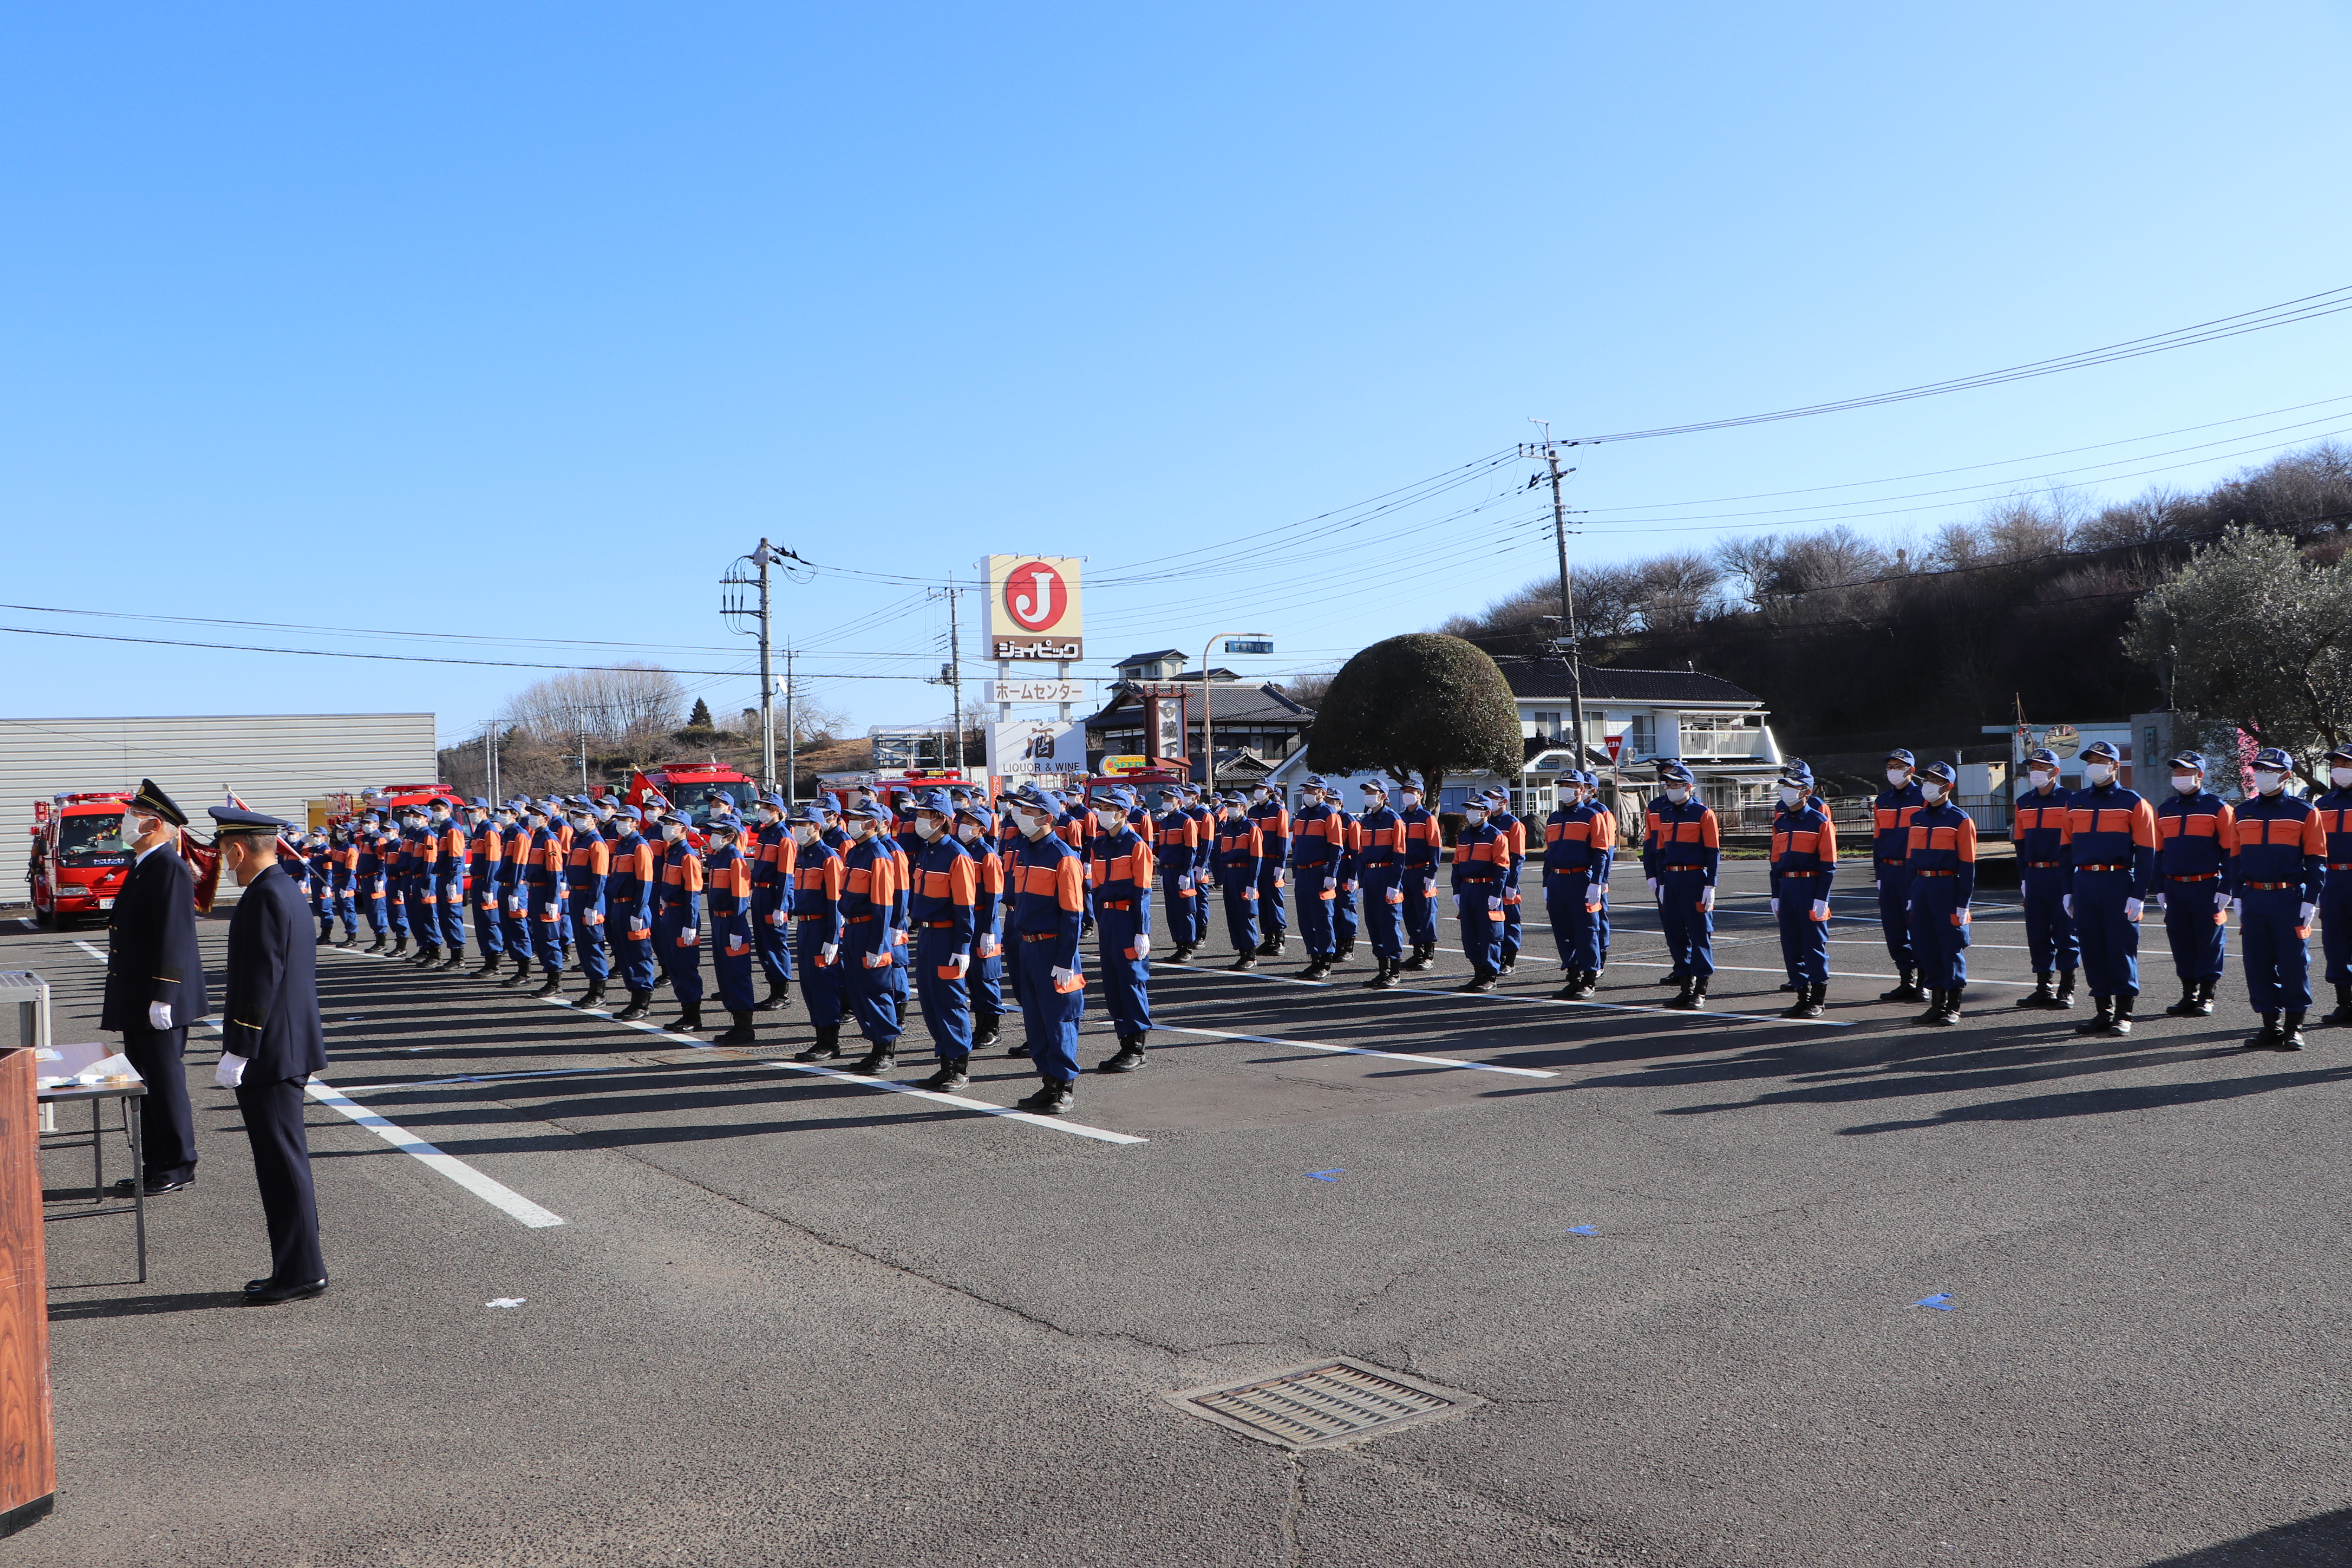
986, 556, 1083, 661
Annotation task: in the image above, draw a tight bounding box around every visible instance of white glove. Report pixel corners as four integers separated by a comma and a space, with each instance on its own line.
1132, 932, 1150, 958
1769, 897, 1779, 916
2300, 901, 2318, 926
2229, 898, 2243, 916
2062, 894, 2073, 918
508, 897, 524, 914
819, 943, 839, 963
214, 1052, 248, 1090
1342, 880, 1357, 892
980, 933, 999, 958
768, 908, 788, 927
1812, 899, 1830, 920
2215, 890, 2230, 912
1646, 878, 1661, 900
148, 1001, 174, 1031
2124, 898, 2144, 921
1585, 894, 1603, 913
949, 951, 970, 976
861, 949, 891, 969
630, 919, 649, 936
2154, 892, 2166, 910
1698, 887, 1714, 913
1050, 965, 1079, 988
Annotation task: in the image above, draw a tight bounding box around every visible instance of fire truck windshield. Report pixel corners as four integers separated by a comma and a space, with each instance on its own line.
680, 783, 753, 825
55, 814, 128, 859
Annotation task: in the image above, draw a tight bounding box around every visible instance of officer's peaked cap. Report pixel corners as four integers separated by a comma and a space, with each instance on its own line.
208, 804, 292, 835
128, 779, 188, 827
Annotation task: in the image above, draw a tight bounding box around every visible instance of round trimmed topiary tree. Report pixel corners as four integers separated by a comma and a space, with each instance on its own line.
1304, 633, 1524, 800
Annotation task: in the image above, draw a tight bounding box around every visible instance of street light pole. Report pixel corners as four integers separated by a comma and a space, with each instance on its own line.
1200, 631, 1272, 793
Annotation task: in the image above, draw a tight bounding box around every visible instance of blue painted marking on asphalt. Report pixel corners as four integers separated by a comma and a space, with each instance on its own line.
1914, 1293, 1956, 1310
1566, 1224, 1599, 1235
1306, 1169, 1344, 1182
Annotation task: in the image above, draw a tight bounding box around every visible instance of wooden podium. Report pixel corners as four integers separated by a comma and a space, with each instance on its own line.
0, 1045, 55, 1537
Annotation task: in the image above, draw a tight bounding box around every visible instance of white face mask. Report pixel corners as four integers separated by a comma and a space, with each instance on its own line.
2332, 766, 2352, 789
710, 833, 737, 852
2085, 762, 2114, 785
1778, 786, 1802, 809
1664, 786, 1690, 804
1399, 793, 1419, 808
1886, 769, 1911, 788
2171, 775, 2200, 795
1021, 811, 1052, 839
916, 817, 943, 841
1464, 808, 1488, 825
955, 822, 979, 843
662, 825, 684, 843
1252, 788, 1270, 802
117, 812, 152, 848
1922, 783, 1948, 804
2028, 769, 2054, 790
791, 824, 817, 845
1095, 809, 1124, 831
2254, 769, 2286, 794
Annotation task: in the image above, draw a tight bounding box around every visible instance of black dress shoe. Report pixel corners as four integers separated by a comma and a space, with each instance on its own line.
111, 1174, 193, 1197
244, 1277, 329, 1305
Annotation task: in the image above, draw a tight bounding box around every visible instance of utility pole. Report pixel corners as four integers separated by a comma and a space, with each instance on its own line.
1523, 422, 1589, 769
927, 577, 968, 774
721, 541, 783, 791
783, 648, 798, 808
484, 718, 498, 803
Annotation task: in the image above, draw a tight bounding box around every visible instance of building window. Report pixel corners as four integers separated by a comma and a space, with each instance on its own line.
1532, 710, 1561, 737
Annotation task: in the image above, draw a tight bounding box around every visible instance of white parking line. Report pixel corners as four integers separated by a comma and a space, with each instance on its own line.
1157, 1023, 1556, 1077
303, 1080, 567, 1228
1600, 957, 2034, 989
1159, 961, 1851, 1027
72, 938, 107, 962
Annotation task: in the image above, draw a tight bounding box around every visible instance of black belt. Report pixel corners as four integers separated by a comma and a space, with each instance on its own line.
2165, 872, 2220, 882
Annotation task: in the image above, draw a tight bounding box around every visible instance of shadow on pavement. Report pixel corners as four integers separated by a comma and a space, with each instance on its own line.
48, 1291, 249, 1321
2140, 1505, 2352, 1566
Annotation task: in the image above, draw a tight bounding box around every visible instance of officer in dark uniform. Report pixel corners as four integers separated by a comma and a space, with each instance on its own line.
2153, 751, 2235, 1018
101, 779, 208, 1197
208, 805, 329, 1305
2314, 743, 2352, 1026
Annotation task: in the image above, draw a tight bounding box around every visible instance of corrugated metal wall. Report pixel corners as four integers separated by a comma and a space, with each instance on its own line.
1, 714, 437, 901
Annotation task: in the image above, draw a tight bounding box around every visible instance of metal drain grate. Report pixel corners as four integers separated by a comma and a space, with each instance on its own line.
1165, 1359, 1481, 1449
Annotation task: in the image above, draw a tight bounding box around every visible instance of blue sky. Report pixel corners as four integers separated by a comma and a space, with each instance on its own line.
7, 3, 2350, 748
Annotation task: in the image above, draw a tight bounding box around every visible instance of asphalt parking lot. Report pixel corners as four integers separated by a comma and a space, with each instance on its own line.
19, 858, 2352, 1567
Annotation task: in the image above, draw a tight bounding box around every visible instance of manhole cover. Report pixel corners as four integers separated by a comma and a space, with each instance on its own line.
1164, 1358, 1481, 1449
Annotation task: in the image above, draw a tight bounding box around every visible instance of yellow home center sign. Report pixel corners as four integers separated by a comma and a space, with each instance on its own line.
985, 556, 1083, 661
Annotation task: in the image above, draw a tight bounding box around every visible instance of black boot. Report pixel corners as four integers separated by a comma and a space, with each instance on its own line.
1664, 976, 1707, 1011
1365, 960, 1400, 991
2322, 982, 2352, 1026
616, 988, 654, 1022
1778, 978, 1799, 993
1399, 945, 1433, 972
2187, 977, 2216, 1017
920, 1057, 969, 1092
1334, 940, 1355, 962
531, 972, 563, 999
439, 950, 469, 972
668, 1004, 703, 1033
1554, 969, 1582, 1000
1564, 969, 1598, 1001
753, 978, 794, 1012
390, 934, 409, 956
1096, 1036, 1146, 1073
2107, 995, 2135, 1035
1008, 1038, 1031, 1057
2017, 973, 2056, 1010
1912, 988, 1948, 1027
2163, 979, 2201, 1018
365, 932, 387, 953
580, 981, 608, 1010
713, 1010, 757, 1047
498, 957, 533, 989
411, 944, 440, 967
2244, 1011, 2283, 1051
1300, 957, 1332, 981
1015, 1079, 1076, 1115
1229, 952, 1259, 971
849, 1042, 897, 1076
1939, 985, 1964, 1025
2075, 997, 2115, 1035
1785, 982, 1825, 1020
332, 932, 355, 948
1879, 968, 1924, 1003
2053, 970, 2077, 1008
1657, 970, 1684, 986
1459, 971, 1497, 994
971, 1006, 1001, 1048
793, 1025, 842, 1062
2279, 1011, 2308, 1051
473, 952, 503, 979
317, 927, 332, 945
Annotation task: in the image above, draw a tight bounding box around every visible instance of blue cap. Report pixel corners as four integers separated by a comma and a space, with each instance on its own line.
521, 801, 548, 818
1091, 786, 1138, 811
844, 802, 890, 822
616, 805, 643, 822
1305, 774, 1330, 790
2080, 740, 2121, 765
1779, 760, 1814, 788
1918, 759, 1958, 787
1885, 749, 1916, 767
2024, 748, 2061, 768
1358, 778, 1387, 795
1658, 762, 1695, 785
957, 802, 995, 830
818, 793, 842, 815
788, 802, 825, 825
468, 796, 489, 809
2253, 747, 2295, 771
2167, 752, 2207, 773
762, 791, 788, 808
704, 816, 741, 837
658, 811, 691, 828
1003, 783, 1054, 814
2328, 743, 2352, 766
914, 789, 954, 815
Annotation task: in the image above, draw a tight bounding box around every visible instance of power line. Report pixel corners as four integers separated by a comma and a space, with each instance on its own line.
1570, 284, 2352, 443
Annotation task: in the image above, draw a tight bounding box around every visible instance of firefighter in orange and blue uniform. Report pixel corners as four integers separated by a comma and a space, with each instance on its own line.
2312, 743, 2352, 1027
1451, 795, 1511, 991
2153, 750, 2235, 1019
2010, 748, 2079, 1010
651, 810, 706, 1030
837, 803, 905, 1071
324, 823, 360, 948
700, 818, 759, 1046
508, 802, 568, 996
1330, 791, 1360, 965
1871, 750, 1928, 1002
1482, 789, 1528, 974
1003, 785, 1087, 1116
1246, 784, 1289, 956
1644, 762, 1720, 1010
1352, 779, 1409, 989
357, 812, 391, 950
605, 805, 660, 1020
900, 791, 978, 1087
1152, 788, 1204, 961
561, 803, 612, 1008
1087, 786, 1154, 1072
748, 792, 796, 1012
424, 797, 469, 969
960, 799, 1007, 1051
1181, 785, 1217, 949
1211, 792, 1263, 968
1901, 760, 1975, 1027
1291, 776, 1351, 979
1397, 782, 1441, 970
460, 800, 504, 976
787, 803, 850, 1062
1767, 762, 1836, 1020
1542, 770, 1615, 1001
496, 800, 535, 986
2063, 739, 2157, 1037
396, 805, 433, 960
2229, 746, 2326, 1050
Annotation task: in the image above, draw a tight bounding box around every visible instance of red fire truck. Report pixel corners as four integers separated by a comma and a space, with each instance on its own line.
24, 790, 228, 926
627, 760, 761, 842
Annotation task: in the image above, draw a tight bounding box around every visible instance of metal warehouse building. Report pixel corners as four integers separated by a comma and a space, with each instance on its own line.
1, 713, 437, 896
